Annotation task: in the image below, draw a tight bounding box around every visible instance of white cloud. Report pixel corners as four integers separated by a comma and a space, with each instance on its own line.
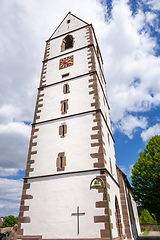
146, 0, 160, 10
0, 200, 20, 210
0, 178, 23, 201
145, 11, 157, 27
0, 121, 30, 136
118, 165, 126, 173
98, 0, 160, 136
0, 167, 20, 177
127, 164, 134, 178
141, 123, 160, 142
118, 164, 134, 179
0, 199, 20, 217
114, 115, 148, 138
0, 105, 20, 124
0, 121, 30, 169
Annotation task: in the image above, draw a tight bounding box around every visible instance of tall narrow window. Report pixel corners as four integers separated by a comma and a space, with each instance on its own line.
105, 113, 107, 123
60, 157, 63, 168
108, 133, 110, 146
62, 125, 65, 136
56, 152, 66, 171
59, 123, 67, 138
109, 157, 113, 174
60, 99, 68, 114
64, 102, 66, 112
61, 35, 73, 51
63, 83, 70, 94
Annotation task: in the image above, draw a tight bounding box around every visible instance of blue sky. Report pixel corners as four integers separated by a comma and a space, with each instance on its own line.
0, 0, 160, 217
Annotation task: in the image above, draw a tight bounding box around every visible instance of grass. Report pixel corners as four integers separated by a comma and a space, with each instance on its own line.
143, 231, 149, 236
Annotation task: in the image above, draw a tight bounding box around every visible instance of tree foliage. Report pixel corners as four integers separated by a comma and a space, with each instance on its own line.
131, 135, 160, 223
1, 215, 18, 227
140, 209, 156, 224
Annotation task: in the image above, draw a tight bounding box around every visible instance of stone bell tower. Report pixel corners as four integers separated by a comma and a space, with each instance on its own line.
18, 12, 140, 240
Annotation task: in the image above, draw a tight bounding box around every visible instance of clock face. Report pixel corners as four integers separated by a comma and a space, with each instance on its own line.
59, 55, 74, 69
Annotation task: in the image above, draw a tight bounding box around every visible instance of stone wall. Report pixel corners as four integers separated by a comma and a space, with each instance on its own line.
141, 224, 160, 231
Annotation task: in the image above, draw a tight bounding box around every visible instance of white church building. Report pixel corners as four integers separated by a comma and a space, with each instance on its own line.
17, 12, 141, 240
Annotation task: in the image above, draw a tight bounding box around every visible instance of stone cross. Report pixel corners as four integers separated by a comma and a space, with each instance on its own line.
71, 206, 85, 234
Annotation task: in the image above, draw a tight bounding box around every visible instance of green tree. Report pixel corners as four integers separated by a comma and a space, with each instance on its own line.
1, 215, 18, 227
140, 209, 155, 224
131, 135, 160, 223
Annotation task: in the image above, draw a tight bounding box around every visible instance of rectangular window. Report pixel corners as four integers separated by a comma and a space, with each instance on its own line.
96, 45, 100, 59
60, 99, 68, 114
56, 152, 66, 171
62, 125, 65, 136
60, 156, 63, 168
109, 157, 113, 174
62, 73, 70, 78
63, 83, 70, 94
105, 113, 107, 123
59, 123, 67, 138
108, 133, 110, 146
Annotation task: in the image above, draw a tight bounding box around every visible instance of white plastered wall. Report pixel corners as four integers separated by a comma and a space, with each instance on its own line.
30, 113, 99, 177
22, 171, 105, 239
97, 80, 112, 132
51, 14, 87, 38
36, 75, 94, 124
100, 116, 117, 182
89, 27, 106, 92
95, 56, 106, 92
49, 27, 89, 59
129, 192, 141, 236
43, 47, 90, 86
107, 175, 126, 239
21, 13, 135, 239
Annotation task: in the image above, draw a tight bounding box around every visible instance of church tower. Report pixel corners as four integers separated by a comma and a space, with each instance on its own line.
18, 12, 140, 240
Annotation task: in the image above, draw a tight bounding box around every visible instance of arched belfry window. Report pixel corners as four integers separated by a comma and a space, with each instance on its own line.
61, 35, 73, 51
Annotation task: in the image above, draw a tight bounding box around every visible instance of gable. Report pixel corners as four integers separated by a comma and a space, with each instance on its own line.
50, 12, 88, 39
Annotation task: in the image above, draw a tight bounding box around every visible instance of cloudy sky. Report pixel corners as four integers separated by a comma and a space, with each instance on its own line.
0, 0, 160, 217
